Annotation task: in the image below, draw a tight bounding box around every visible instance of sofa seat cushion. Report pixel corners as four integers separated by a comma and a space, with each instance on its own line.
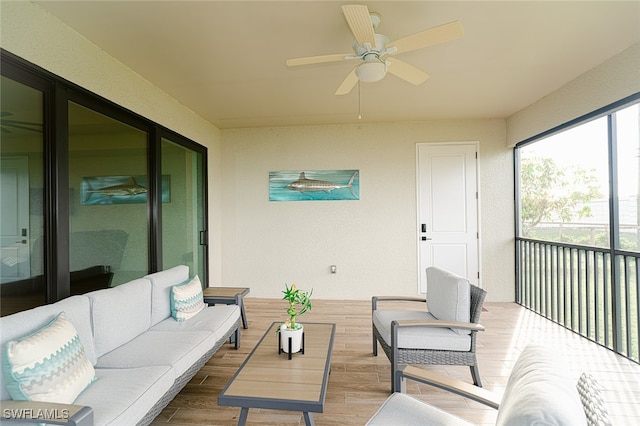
373, 310, 471, 351
75, 365, 173, 426
87, 278, 152, 358
426, 267, 470, 335
145, 265, 190, 326
95, 330, 216, 378
151, 305, 240, 338
366, 392, 473, 426
496, 345, 586, 426
3, 312, 96, 404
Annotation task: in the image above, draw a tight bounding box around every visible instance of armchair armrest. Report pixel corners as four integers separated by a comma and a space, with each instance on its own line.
393, 319, 485, 332
372, 296, 426, 310
402, 365, 501, 409
0, 400, 94, 426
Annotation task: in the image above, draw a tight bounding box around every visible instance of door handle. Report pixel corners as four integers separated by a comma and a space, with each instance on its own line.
15, 240, 27, 244
421, 236, 433, 241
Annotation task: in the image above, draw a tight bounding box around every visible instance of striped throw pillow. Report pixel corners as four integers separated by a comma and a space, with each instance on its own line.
170, 275, 205, 321
3, 312, 96, 403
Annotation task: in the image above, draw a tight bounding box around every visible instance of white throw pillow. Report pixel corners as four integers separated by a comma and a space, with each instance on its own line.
3, 312, 97, 403
170, 275, 205, 321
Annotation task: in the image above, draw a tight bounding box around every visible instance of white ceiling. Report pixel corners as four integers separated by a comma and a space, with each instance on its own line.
34, 1, 640, 130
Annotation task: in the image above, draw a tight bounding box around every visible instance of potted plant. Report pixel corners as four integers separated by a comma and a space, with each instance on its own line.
278, 283, 312, 354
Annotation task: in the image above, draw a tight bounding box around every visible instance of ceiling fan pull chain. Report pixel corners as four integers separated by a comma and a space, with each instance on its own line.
358, 81, 362, 120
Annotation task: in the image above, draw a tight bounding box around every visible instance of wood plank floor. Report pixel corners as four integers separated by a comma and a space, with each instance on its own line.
151, 298, 640, 425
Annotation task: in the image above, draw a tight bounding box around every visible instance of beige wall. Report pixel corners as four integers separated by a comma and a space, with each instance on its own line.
507, 42, 640, 146
220, 120, 514, 301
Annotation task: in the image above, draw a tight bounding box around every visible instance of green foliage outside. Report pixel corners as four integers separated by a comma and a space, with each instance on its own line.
520, 156, 602, 235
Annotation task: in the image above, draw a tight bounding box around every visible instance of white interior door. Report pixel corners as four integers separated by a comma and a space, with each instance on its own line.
417, 143, 479, 293
1, 156, 31, 284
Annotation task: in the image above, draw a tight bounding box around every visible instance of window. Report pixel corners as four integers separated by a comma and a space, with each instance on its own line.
614, 103, 640, 252
515, 95, 640, 363
518, 117, 610, 247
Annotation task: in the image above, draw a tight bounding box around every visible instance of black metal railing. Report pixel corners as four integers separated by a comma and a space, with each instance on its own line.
516, 238, 639, 363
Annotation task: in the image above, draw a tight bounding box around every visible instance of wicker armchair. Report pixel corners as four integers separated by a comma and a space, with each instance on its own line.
372, 267, 487, 392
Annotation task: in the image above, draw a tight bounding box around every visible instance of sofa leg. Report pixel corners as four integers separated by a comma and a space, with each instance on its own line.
470, 365, 482, 387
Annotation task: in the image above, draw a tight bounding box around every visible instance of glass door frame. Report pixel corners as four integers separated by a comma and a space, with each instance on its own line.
1, 49, 209, 306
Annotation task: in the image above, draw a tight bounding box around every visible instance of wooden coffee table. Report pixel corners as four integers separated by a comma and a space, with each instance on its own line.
218, 322, 335, 425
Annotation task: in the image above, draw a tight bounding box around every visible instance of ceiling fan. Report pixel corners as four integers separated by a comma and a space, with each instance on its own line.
286, 4, 464, 95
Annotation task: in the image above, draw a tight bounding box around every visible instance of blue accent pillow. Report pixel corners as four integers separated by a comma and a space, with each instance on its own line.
2, 312, 97, 403
170, 275, 205, 321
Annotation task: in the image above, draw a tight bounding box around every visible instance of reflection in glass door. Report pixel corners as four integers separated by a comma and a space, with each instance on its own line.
0, 76, 45, 315
161, 138, 206, 281
68, 102, 149, 288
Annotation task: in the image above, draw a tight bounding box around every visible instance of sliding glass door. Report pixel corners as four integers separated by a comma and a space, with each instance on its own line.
0, 76, 45, 315
68, 102, 149, 289
0, 51, 209, 316
161, 137, 206, 281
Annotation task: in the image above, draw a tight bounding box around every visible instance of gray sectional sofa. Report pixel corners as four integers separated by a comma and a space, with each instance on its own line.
0, 265, 241, 425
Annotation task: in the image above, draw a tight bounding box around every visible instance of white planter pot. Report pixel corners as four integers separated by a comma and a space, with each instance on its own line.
280, 323, 304, 353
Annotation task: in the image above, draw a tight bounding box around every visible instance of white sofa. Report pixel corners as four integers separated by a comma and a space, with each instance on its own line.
0, 265, 241, 426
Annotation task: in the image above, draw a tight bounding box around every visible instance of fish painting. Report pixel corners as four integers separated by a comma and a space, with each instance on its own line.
85, 177, 147, 198
82, 176, 148, 204
286, 171, 358, 197
269, 170, 359, 201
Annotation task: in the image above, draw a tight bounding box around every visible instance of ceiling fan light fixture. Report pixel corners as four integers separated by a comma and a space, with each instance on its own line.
355, 60, 386, 83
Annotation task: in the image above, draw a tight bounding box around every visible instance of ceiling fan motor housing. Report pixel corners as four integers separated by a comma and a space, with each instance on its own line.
352, 33, 390, 58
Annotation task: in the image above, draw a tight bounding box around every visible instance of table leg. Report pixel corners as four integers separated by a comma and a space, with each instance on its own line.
303, 412, 315, 426
235, 294, 248, 328
237, 407, 249, 426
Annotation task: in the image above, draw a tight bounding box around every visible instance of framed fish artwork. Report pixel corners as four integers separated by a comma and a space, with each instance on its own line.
81, 175, 170, 205
269, 170, 359, 201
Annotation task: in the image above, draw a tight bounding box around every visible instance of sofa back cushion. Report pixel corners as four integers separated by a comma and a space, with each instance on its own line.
425, 267, 470, 334
496, 345, 586, 425
145, 265, 190, 326
87, 278, 152, 358
0, 295, 95, 401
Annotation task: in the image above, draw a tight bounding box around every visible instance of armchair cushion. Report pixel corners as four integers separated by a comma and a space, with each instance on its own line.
366, 392, 473, 426
426, 267, 470, 335
373, 310, 471, 351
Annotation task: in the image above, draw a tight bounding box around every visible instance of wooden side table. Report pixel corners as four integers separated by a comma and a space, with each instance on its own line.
203, 287, 250, 329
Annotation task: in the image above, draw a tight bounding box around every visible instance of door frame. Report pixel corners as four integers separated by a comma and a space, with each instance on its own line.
415, 141, 482, 293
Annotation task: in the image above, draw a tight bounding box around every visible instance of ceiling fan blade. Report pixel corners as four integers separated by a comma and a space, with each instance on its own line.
335, 67, 359, 95
342, 4, 376, 47
287, 53, 351, 67
387, 20, 464, 54
386, 58, 429, 86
